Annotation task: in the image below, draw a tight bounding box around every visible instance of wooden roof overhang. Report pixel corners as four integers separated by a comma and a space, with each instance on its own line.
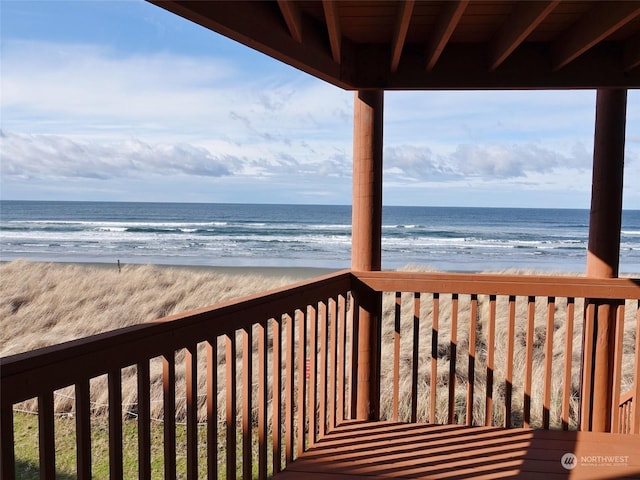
152, 0, 640, 90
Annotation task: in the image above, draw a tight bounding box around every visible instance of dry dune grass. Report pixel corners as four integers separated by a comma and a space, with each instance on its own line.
2, 260, 637, 431
0, 260, 297, 356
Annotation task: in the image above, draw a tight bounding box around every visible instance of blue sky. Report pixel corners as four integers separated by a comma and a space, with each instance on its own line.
1, 1, 638, 208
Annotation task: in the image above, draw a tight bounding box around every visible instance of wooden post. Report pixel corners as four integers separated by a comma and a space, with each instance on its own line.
352, 90, 383, 420
582, 88, 626, 432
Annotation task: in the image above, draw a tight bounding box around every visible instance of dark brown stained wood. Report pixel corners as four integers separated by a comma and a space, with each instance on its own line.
163, 353, 177, 480
328, 298, 337, 431
297, 309, 307, 457
580, 303, 596, 431
447, 294, 459, 425
585, 88, 627, 433
38, 392, 56, 479
108, 370, 123, 480
390, 0, 415, 72
75, 379, 92, 478
323, 0, 341, 63
0, 270, 353, 405
308, 304, 318, 446
489, 1, 559, 70
206, 341, 218, 480
225, 333, 237, 476
274, 421, 640, 479
278, 0, 303, 43
285, 313, 294, 465
186, 345, 198, 480
504, 296, 516, 428
523, 297, 535, 429
257, 322, 268, 480
485, 295, 496, 426
272, 317, 282, 474
542, 297, 555, 430
150, 1, 640, 89
466, 294, 478, 425
411, 292, 420, 423
137, 361, 152, 480
393, 292, 401, 422
242, 328, 252, 480
0, 403, 15, 479
318, 301, 328, 439
561, 298, 575, 431
634, 300, 640, 434
430, 293, 439, 424
552, 2, 640, 70
624, 32, 640, 70
611, 303, 627, 433
425, 0, 469, 70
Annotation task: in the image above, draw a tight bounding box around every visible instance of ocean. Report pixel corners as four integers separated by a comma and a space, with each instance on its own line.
1, 201, 639, 273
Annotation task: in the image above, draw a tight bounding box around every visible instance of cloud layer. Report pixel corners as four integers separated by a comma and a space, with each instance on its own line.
1, 5, 638, 207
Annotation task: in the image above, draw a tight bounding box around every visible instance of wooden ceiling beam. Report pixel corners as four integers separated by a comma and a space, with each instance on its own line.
489, 1, 559, 71
390, 0, 415, 72
552, 1, 640, 71
277, 0, 303, 43
425, 0, 469, 71
323, 0, 342, 63
623, 33, 640, 71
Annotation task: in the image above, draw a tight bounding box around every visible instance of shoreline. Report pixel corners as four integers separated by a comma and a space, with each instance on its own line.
0, 259, 342, 280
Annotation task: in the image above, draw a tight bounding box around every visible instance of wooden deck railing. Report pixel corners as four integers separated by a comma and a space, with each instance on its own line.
1, 270, 639, 479
1, 270, 355, 480
354, 271, 640, 434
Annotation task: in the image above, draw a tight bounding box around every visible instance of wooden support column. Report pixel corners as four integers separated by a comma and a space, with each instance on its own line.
352, 90, 383, 420
582, 88, 626, 432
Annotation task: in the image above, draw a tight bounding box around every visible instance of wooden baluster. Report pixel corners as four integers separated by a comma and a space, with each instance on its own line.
186, 345, 198, 480
38, 391, 56, 479
1, 403, 15, 480
466, 294, 478, 426
272, 317, 282, 474
337, 295, 346, 424
448, 294, 459, 424
285, 313, 294, 465
504, 296, 516, 428
328, 297, 338, 431
430, 293, 439, 424
163, 352, 176, 480
108, 370, 123, 480
319, 300, 328, 439
485, 295, 496, 426
393, 291, 401, 422
543, 297, 555, 429
611, 302, 626, 433
225, 333, 237, 479
242, 327, 253, 480
297, 309, 307, 457
206, 340, 218, 480
75, 379, 92, 478
561, 299, 575, 430
523, 297, 535, 429
258, 321, 268, 480
137, 361, 151, 480
411, 292, 420, 423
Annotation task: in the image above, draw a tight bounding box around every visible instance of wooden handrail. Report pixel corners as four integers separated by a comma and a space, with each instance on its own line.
354, 270, 640, 298
1, 270, 352, 405
352, 270, 640, 432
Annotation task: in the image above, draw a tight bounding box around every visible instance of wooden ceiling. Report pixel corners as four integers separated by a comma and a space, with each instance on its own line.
152, 1, 640, 90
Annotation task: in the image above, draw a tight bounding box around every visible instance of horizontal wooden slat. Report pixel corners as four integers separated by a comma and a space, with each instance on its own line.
276, 421, 640, 479
354, 270, 640, 299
